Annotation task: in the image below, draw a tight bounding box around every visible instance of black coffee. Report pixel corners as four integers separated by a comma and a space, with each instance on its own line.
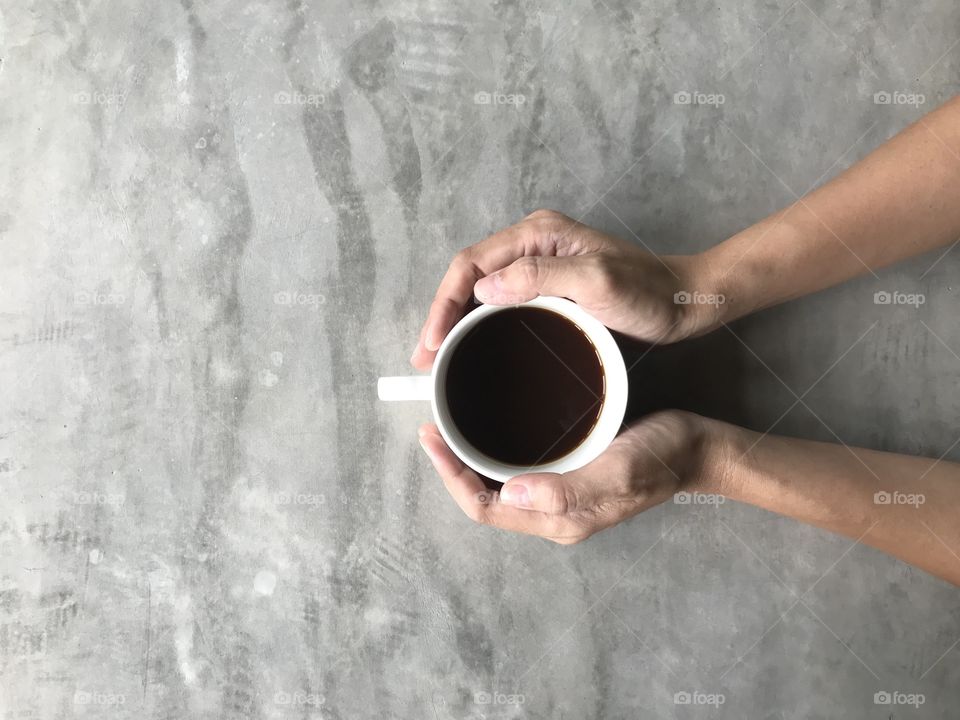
445, 307, 604, 466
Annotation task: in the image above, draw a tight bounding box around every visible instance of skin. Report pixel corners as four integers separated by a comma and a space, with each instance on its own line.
413, 95, 960, 587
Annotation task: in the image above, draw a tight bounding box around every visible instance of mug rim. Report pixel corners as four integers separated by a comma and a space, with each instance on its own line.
429, 296, 628, 482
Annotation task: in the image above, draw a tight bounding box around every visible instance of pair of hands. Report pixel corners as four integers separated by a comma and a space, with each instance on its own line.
412, 210, 727, 543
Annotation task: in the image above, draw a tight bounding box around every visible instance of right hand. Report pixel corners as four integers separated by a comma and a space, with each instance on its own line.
419, 409, 725, 543
411, 209, 717, 370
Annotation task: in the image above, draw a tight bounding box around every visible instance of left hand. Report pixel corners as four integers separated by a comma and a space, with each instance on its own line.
418, 410, 720, 543
410, 210, 711, 371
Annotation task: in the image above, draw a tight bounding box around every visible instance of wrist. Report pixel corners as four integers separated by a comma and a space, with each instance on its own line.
689, 416, 747, 498
691, 216, 808, 333
666, 253, 733, 339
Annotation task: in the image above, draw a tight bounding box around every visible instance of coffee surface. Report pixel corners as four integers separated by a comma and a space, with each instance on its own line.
445, 307, 604, 466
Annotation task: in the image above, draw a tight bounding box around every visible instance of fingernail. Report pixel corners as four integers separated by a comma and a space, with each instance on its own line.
424, 323, 440, 351
417, 426, 428, 438
418, 437, 432, 458
500, 483, 531, 508
474, 271, 501, 301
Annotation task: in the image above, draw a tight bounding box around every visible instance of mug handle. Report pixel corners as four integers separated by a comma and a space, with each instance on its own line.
377, 376, 432, 401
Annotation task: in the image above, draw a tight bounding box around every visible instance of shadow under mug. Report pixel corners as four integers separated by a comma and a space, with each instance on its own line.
378, 296, 628, 482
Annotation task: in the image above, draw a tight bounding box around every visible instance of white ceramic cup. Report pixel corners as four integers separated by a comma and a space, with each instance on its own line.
377, 296, 628, 481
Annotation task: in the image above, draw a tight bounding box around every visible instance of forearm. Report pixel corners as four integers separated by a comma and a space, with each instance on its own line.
701, 419, 960, 586
686, 95, 960, 331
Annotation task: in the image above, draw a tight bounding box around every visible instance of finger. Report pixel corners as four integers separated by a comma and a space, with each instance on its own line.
473, 255, 597, 306
417, 424, 488, 510
409, 320, 432, 370
416, 217, 565, 359
418, 425, 579, 540
423, 226, 528, 352
499, 463, 608, 515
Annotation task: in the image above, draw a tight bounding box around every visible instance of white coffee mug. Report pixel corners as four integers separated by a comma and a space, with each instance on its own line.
377, 296, 628, 481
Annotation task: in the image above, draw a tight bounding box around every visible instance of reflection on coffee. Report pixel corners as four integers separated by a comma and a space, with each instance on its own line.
445, 307, 604, 466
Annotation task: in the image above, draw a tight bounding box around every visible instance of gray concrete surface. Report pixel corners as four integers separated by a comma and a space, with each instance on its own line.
2, 1, 959, 718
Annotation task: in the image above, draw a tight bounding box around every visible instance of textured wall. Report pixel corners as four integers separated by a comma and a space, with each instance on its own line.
1, 1, 959, 718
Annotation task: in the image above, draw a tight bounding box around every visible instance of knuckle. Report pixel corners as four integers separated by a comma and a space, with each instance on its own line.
525, 208, 563, 222
511, 256, 542, 287
545, 481, 572, 515
523, 211, 575, 243
539, 216, 569, 235
428, 295, 459, 321
515, 220, 544, 245
451, 247, 474, 270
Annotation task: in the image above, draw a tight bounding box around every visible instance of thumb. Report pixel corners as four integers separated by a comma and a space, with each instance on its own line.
499, 470, 600, 515
473, 255, 591, 305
